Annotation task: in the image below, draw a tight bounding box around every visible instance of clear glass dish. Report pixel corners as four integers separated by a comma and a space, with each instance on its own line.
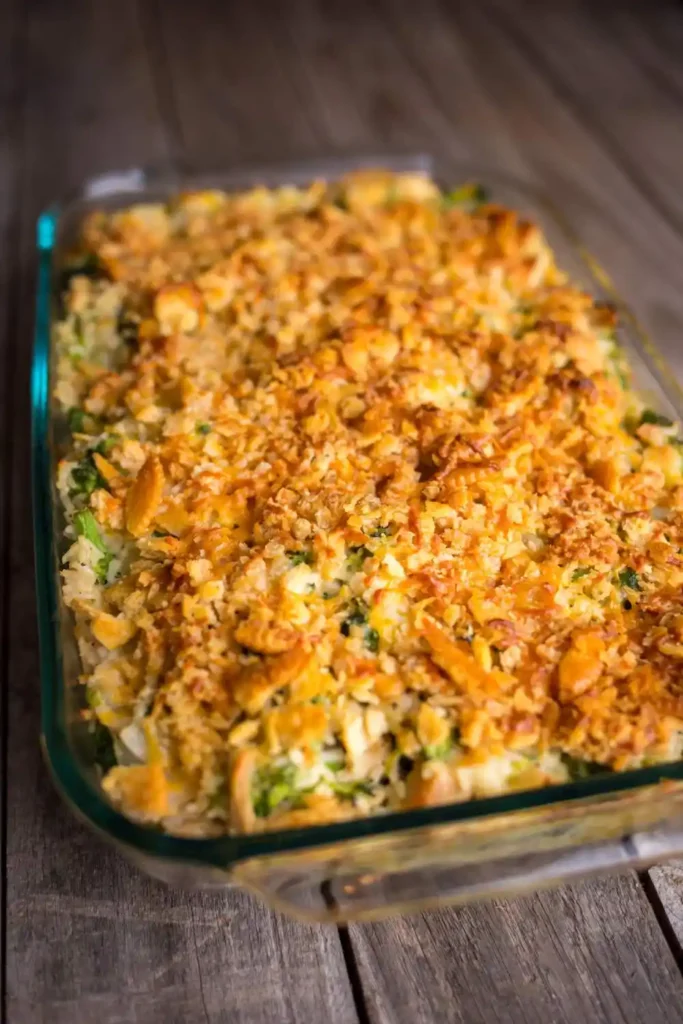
32, 152, 683, 922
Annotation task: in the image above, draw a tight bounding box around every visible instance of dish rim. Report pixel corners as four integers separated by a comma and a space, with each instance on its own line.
33, 152, 683, 870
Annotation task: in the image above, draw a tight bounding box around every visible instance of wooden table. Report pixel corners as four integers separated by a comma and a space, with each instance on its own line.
4, 1, 683, 1020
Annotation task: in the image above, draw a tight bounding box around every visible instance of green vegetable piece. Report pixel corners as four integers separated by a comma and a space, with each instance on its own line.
287, 549, 314, 567
640, 409, 674, 428
252, 762, 298, 818
70, 460, 102, 497
330, 779, 374, 800
67, 407, 86, 434
371, 524, 392, 538
341, 598, 369, 636
91, 719, 116, 773
85, 686, 102, 709
196, 422, 212, 435
561, 753, 610, 781
618, 567, 641, 591
442, 183, 489, 211
346, 545, 372, 572
364, 627, 380, 653
95, 554, 113, 583
340, 598, 378, 651
425, 735, 454, 760
70, 438, 117, 498
73, 510, 112, 583
267, 782, 291, 810
572, 567, 593, 581
74, 509, 107, 553
93, 436, 117, 456
616, 367, 629, 389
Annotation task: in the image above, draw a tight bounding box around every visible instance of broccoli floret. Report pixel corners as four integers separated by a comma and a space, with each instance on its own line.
371, 524, 392, 538
287, 550, 314, 567
442, 183, 489, 211
73, 510, 113, 583
640, 409, 674, 428
341, 598, 369, 636
364, 627, 380, 653
618, 567, 641, 591
329, 779, 374, 800
561, 753, 610, 781
346, 545, 372, 572
67, 407, 86, 434
252, 762, 299, 818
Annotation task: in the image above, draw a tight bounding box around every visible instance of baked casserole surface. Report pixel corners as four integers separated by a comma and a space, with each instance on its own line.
54, 170, 683, 836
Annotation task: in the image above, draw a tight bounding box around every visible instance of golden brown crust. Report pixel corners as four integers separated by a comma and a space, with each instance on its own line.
55, 172, 683, 834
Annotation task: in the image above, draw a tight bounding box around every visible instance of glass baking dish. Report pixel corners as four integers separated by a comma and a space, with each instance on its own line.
32, 152, 683, 922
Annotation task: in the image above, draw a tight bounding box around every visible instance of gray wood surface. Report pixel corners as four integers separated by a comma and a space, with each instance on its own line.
4, 0, 683, 1021
2, 2, 356, 1023
348, 875, 683, 1024
0, 0, 23, 958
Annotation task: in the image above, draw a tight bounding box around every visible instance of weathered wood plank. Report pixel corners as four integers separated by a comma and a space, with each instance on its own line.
266, 0, 476, 162
348, 874, 683, 1024
448, 0, 683, 374
0, 0, 25, 1012
8, 0, 683, 1019
335, 0, 683, 1010
9, 883, 357, 1024
473, 0, 683, 954
606, 1, 683, 111
647, 865, 683, 948
486, 0, 683, 242
150, 0, 322, 168
4, 2, 357, 1021
276, 1, 683, 1009
631, 831, 683, 951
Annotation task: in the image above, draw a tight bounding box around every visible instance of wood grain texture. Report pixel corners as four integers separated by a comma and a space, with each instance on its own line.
486, 0, 683, 234
0, 0, 28, 1015
504, 0, 683, 954
3, 2, 356, 1022
450, 0, 683, 374
149, 0, 323, 168
6, 0, 683, 1020
9, 882, 357, 1024
270, 0, 683, 381
348, 874, 683, 1024
648, 865, 683, 947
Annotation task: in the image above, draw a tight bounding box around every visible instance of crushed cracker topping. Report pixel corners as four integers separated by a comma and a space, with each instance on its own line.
55, 171, 683, 836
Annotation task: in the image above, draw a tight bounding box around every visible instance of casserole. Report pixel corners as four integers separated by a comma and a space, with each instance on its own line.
34, 154, 683, 921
